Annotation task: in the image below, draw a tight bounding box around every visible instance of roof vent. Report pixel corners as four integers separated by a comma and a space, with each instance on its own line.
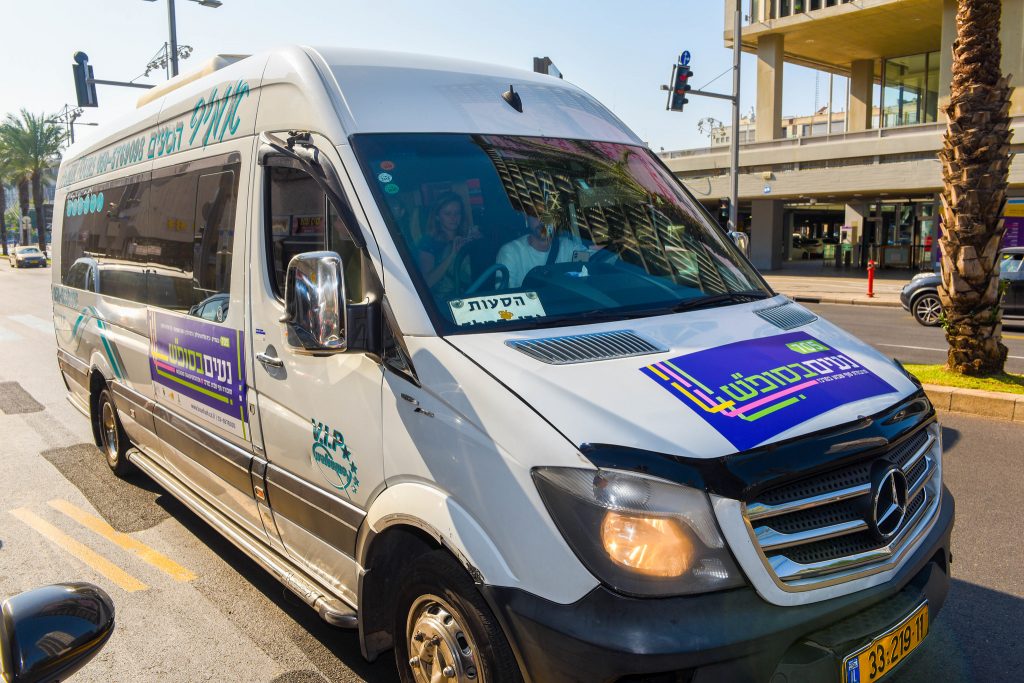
754, 300, 818, 330
506, 330, 664, 365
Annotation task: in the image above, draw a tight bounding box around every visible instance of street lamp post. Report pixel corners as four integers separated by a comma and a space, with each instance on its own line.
142, 0, 223, 78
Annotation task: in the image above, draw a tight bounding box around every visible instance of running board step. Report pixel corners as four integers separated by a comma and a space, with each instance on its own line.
127, 447, 358, 629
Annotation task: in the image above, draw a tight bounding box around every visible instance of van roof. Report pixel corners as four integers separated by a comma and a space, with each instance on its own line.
59, 45, 640, 188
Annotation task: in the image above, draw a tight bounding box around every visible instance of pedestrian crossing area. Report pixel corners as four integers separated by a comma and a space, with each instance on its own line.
7, 498, 196, 593
0, 314, 54, 341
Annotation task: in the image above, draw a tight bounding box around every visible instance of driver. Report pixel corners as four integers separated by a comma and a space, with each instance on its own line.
496, 215, 585, 288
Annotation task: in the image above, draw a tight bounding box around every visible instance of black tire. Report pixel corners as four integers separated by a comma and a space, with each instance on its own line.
912, 292, 943, 327
394, 549, 521, 683
96, 388, 132, 476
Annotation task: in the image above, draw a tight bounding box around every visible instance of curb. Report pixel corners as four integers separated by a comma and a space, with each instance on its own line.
922, 383, 1024, 422
784, 294, 902, 308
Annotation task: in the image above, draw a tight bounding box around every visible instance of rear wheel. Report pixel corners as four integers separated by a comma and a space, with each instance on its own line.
912, 293, 943, 326
394, 550, 521, 683
97, 388, 132, 476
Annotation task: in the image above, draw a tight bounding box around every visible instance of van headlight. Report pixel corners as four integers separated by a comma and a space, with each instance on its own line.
533, 467, 745, 596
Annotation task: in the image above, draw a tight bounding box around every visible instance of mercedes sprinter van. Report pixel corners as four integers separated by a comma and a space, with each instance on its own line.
52, 46, 953, 683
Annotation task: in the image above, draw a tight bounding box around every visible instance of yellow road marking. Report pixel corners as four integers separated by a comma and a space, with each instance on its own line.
10, 508, 148, 592
1004, 334, 1024, 340
48, 499, 196, 582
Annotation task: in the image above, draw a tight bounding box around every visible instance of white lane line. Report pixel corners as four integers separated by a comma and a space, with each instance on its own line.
0, 322, 23, 342
8, 314, 53, 335
877, 343, 1024, 360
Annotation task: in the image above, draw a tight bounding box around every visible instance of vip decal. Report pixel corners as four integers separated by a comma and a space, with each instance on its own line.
640, 331, 897, 451
311, 419, 359, 494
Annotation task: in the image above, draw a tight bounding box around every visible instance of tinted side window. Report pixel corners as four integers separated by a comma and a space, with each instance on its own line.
148, 157, 240, 316
266, 164, 363, 302
147, 171, 198, 309
267, 165, 326, 296
193, 169, 238, 301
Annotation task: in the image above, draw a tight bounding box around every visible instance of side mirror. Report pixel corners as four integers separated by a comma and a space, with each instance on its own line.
728, 231, 750, 256
281, 251, 347, 352
0, 583, 115, 683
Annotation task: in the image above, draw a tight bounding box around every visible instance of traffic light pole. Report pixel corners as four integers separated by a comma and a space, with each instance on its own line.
664, 3, 742, 233
729, 2, 741, 233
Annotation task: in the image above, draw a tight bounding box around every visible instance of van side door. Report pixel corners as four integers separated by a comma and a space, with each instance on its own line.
146, 147, 268, 543
248, 148, 382, 605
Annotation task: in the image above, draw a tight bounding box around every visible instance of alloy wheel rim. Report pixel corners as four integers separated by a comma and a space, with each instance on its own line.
917, 297, 942, 324
101, 401, 118, 466
406, 594, 484, 683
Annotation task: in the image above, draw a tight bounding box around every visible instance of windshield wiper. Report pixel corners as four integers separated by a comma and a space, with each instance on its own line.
670, 290, 770, 313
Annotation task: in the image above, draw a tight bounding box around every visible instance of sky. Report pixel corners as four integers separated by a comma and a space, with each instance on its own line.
0, 0, 845, 152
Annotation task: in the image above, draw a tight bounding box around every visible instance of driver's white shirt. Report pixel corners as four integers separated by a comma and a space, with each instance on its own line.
496, 235, 584, 288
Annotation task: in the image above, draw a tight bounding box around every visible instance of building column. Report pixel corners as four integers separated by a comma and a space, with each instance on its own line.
756, 34, 784, 142
1001, 0, 1024, 116
844, 201, 869, 247
751, 199, 784, 271
848, 59, 875, 132
938, 0, 956, 120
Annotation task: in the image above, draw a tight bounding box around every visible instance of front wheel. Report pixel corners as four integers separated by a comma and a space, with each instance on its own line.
912, 293, 943, 327
394, 550, 521, 683
97, 388, 132, 476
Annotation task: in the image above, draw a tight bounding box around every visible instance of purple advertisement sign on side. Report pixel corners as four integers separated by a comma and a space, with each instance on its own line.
1003, 217, 1023, 249
640, 331, 897, 452
149, 311, 248, 438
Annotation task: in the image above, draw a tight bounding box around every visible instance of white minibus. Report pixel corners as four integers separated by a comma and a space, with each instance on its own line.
52, 46, 953, 683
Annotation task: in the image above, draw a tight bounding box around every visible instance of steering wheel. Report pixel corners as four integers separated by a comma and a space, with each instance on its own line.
586, 244, 620, 266
464, 264, 510, 296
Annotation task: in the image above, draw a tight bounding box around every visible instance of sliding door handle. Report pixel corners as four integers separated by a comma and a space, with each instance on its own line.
256, 352, 284, 368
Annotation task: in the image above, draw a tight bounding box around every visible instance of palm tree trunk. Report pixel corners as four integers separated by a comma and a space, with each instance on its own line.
937, 0, 1013, 375
31, 170, 46, 252
16, 177, 29, 245
0, 183, 8, 257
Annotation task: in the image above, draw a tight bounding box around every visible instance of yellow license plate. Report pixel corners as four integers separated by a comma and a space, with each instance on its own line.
843, 602, 929, 683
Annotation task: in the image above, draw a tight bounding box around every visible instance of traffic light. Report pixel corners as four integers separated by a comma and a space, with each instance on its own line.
667, 63, 693, 112
72, 52, 98, 108
718, 198, 730, 228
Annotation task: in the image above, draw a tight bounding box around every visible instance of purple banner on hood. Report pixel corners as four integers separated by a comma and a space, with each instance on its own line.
640, 331, 896, 452
149, 311, 247, 437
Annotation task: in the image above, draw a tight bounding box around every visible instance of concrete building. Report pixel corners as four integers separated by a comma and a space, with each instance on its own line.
660, 0, 1024, 271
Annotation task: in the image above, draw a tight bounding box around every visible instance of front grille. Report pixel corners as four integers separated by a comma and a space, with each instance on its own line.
505, 330, 664, 365
744, 424, 940, 589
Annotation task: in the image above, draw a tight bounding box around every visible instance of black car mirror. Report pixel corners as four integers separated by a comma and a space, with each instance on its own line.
0, 583, 114, 683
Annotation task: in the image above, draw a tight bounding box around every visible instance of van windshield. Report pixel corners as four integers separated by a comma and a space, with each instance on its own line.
352, 134, 769, 334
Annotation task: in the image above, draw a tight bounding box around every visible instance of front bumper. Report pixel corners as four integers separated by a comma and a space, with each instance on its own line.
481, 487, 954, 683
899, 287, 912, 311
15, 259, 46, 267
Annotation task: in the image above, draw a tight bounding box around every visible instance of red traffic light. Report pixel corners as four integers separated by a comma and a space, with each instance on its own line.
667, 64, 693, 112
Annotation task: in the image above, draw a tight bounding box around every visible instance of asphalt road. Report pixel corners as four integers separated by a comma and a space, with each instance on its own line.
807, 302, 1024, 374
0, 263, 1021, 682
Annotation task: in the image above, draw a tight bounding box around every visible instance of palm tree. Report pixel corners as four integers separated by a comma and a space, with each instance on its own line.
0, 110, 65, 251
937, 0, 1013, 375
0, 181, 8, 256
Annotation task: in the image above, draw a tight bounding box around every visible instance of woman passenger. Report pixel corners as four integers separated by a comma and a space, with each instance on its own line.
417, 192, 479, 298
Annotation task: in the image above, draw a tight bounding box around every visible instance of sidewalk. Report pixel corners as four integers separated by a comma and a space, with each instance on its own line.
762, 263, 907, 307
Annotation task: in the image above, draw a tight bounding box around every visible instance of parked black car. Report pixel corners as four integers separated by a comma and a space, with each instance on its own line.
900, 247, 1024, 325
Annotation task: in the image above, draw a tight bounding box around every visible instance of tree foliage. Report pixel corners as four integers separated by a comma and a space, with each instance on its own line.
0, 109, 65, 250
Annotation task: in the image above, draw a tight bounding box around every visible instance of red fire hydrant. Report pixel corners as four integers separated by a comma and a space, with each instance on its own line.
866, 260, 876, 298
